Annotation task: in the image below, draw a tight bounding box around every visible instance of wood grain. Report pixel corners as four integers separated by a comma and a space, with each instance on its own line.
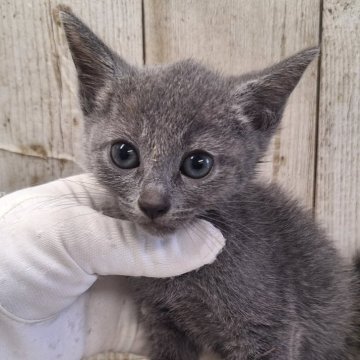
0, 1, 359, 359
0, 0, 143, 193
315, 0, 360, 258
144, 0, 320, 208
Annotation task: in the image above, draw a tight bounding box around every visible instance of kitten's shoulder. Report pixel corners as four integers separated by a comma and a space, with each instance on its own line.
236, 181, 333, 253
241, 181, 345, 268
240, 180, 313, 222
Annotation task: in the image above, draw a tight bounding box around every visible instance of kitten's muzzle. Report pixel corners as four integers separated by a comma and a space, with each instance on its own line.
138, 189, 171, 220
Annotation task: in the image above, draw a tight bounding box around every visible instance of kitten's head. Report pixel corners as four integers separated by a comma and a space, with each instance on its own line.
61, 9, 317, 234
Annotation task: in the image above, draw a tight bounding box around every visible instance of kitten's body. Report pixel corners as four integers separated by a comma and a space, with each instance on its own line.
59, 8, 358, 359
131, 183, 353, 359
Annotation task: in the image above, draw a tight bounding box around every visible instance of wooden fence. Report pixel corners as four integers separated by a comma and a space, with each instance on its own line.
0, 0, 359, 259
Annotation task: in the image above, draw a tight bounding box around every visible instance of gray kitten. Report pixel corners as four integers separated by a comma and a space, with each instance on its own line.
60, 8, 359, 360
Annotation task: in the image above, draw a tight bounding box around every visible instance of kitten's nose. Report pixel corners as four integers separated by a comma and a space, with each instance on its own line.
138, 190, 171, 219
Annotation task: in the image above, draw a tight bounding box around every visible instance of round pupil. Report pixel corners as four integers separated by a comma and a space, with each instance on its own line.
111, 142, 139, 169
191, 155, 206, 170
119, 143, 132, 160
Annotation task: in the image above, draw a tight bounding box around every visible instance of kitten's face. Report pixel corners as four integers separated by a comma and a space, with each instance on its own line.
86, 62, 258, 233
61, 9, 317, 234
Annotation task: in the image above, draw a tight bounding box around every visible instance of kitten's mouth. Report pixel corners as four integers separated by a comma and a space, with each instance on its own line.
138, 220, 178, 236
107, 197, 192, 235
103, 208, 176, 235
136, 212, 195, 235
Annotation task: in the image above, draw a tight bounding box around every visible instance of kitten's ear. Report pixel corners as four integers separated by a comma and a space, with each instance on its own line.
59, 7, 133, 114
233, 47, 318, 132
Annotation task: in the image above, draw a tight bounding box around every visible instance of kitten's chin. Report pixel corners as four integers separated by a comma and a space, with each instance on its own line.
136, 215, 194, 236
138, 222, 179, 236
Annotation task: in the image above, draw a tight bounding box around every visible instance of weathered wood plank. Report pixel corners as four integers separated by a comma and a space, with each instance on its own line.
316, 0, 360, 258
0, 151, 80, 194
144, 0, 320, 208
0, 0, 143, 193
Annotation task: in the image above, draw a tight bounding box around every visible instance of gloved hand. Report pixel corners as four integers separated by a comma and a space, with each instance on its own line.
0, 174, 225, 359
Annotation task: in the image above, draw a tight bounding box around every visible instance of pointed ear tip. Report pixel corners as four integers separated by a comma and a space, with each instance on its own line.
307, 46, 320, 56
55, 4, 76, 26
300, 46, 320, 62
56, 4, 72, 16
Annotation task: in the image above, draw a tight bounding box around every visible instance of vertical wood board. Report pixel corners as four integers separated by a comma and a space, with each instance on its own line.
316, 0, 360, 258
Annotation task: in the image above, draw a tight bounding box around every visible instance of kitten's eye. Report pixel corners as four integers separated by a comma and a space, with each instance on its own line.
180, 151, 213, 179
110, 141, 139, 169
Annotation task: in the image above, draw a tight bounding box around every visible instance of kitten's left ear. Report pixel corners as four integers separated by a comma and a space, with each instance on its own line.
232, 47, 319, 132
59, 6, 134, 114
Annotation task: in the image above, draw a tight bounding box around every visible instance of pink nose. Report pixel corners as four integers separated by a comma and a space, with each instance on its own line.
138, 191, 171, 219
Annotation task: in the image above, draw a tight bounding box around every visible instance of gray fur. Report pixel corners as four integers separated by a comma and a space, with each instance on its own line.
61, 9, 358, 359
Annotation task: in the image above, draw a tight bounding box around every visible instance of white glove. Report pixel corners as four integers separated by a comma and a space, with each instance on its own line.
0, 174, 225, 359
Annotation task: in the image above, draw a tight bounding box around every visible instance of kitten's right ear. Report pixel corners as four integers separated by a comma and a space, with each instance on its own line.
231, 48, 318, 133
59, 6, 133, 114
